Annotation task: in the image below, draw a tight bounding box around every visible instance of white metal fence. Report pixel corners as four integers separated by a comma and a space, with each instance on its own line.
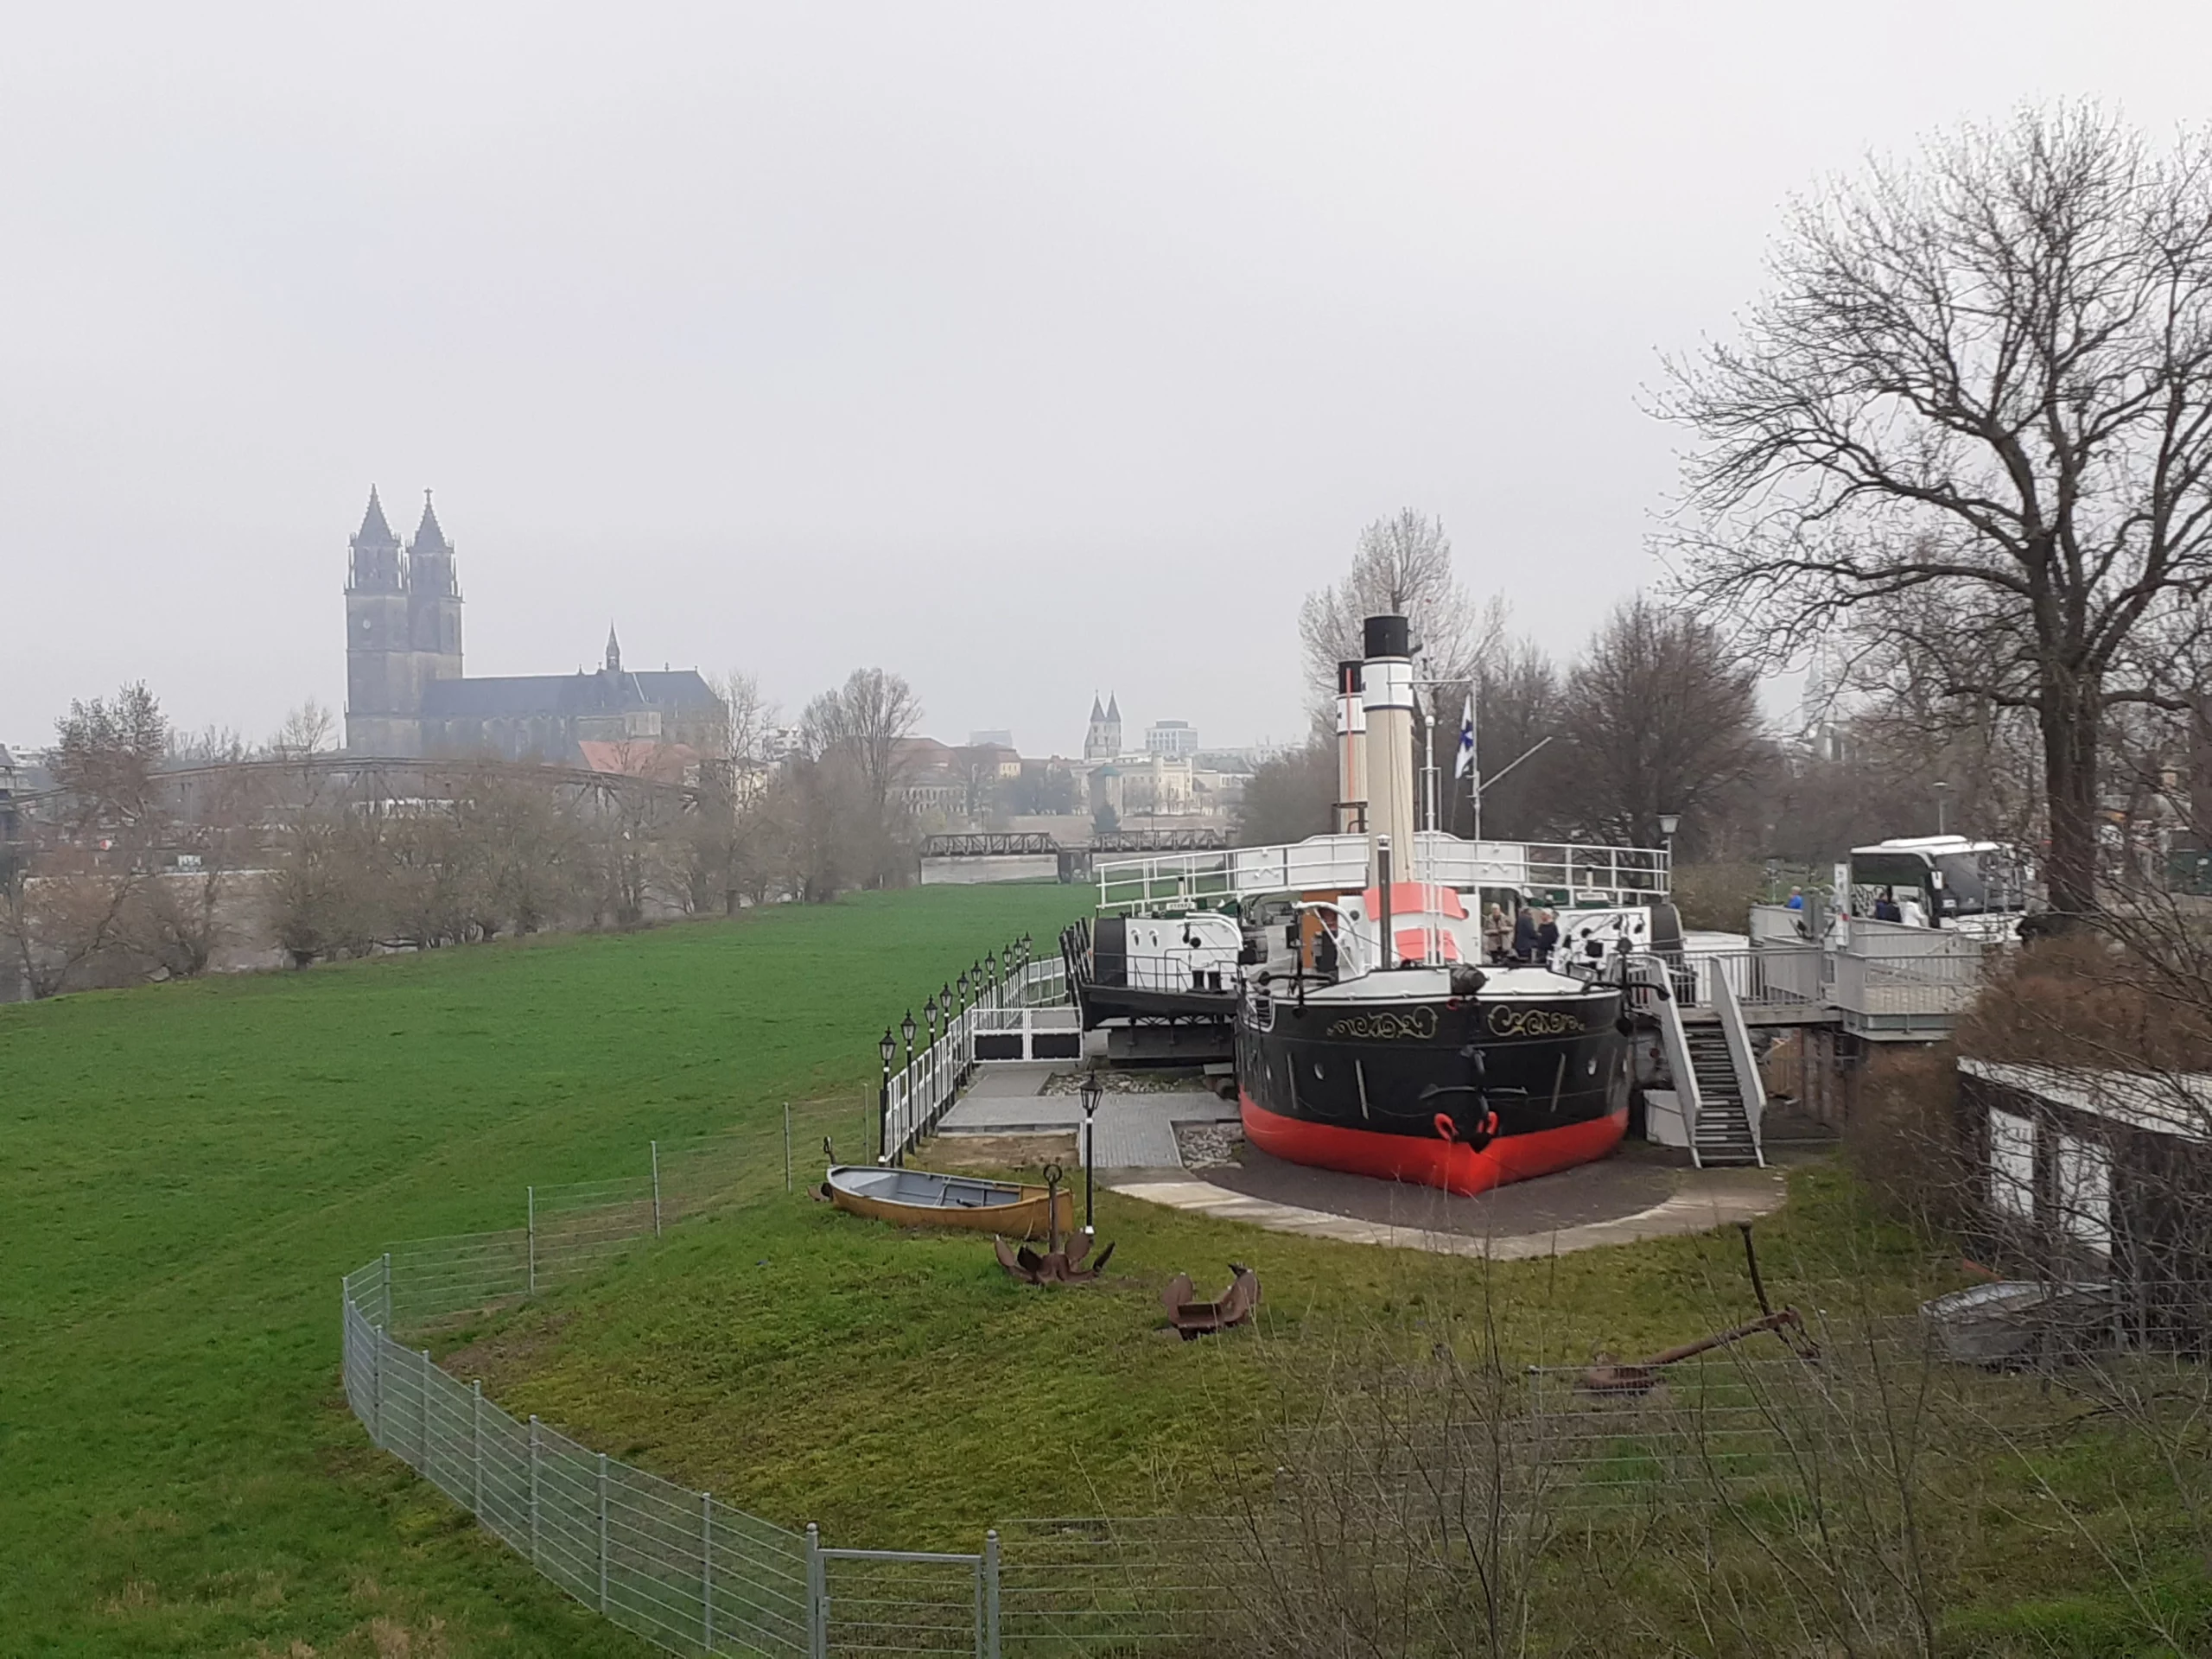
880, 957, 1071, 1165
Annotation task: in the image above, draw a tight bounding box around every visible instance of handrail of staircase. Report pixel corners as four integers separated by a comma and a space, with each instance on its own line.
1628, 952, 1703, 1166
1710, 963, 1768, 1167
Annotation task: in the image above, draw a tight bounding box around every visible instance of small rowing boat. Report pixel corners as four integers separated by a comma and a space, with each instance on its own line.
824, 1165, 1074, 1240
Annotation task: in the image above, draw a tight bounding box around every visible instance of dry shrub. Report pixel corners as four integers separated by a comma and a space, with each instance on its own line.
1843, 1044, 1972, 1230
1670, 860, 1764, 932
1956, 932, 2212, 1073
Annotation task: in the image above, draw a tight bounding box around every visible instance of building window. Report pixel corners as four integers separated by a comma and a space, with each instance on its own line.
1988, 1107, 2035, 1220
2055, 1133, 2112, 1255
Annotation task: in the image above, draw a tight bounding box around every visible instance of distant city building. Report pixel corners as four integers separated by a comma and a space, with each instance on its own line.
0, 744, 18, 848
968, 729, 1014, 749
342, 489, 723, 761
1145, 720, 1198, 756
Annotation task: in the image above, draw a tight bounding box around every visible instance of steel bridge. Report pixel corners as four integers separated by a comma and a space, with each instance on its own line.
919, 827, 1233, 881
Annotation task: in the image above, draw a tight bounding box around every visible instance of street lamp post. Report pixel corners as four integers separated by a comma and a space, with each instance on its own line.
1933, 779, 1950, 836
877, 1029, 895, 1165
898, 1009, 916, 1166
1657, 812, 1681, 866
1078, 1072, 1102, 1236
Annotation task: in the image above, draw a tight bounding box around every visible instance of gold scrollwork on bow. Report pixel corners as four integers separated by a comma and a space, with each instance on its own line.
1325, 1007, 1440, 1040
1486, 1005, 1585, 1038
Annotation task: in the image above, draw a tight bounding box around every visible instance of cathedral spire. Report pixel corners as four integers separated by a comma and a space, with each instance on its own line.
357, 486, 396, 546
410, 488, 449, 554
605, 624, 622, 674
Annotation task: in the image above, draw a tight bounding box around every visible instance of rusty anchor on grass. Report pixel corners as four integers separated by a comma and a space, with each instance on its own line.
995, 1164, 1116, 1286
1161, 1263, 1262, 1340
1576, 1223, 1820, 1395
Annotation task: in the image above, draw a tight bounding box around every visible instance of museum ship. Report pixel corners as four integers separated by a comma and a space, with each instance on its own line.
1230, 614, 1643, 1195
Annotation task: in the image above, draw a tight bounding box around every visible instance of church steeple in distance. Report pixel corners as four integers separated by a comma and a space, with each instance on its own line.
404, 487, 464, 698
605, 624, 623, 674
348, 486, 401, 592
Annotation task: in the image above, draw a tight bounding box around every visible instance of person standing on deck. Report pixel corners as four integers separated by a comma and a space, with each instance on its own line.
1535, 908, 1560, 966
1511, 903, 1539, 964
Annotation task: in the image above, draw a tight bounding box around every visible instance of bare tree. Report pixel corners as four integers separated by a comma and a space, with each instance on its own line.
1458, 638, 1570, 841
800, 667, 921, 887
1554, 597, 1767, 851
1664, 105, 2212, 914
51, 682, 168, 842
1235, 741, 1336, 846
1299, 512, 1505, 728
269, 697, 337, 758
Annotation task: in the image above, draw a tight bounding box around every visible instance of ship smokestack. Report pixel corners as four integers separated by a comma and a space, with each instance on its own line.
1334, 659, 1367, 835
1362, 613, 1419, 887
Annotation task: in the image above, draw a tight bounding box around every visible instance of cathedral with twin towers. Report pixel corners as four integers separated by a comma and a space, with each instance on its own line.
342, 488, 721, 762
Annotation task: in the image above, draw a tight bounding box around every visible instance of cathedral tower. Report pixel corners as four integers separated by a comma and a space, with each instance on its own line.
344, 488, 421, 754
406, 491, 464, 695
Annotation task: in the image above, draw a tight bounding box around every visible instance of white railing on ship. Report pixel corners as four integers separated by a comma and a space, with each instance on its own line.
1096, 833, 1669, 914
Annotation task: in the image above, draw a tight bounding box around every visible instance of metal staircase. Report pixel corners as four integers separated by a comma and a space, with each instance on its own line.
1683, 1021, 1761, 1166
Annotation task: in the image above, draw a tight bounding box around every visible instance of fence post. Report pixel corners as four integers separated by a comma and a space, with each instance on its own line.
701, 1490, 715, 1651
784, 1103, 791, 1192
651, 1140, 663, 1237
598, 1450, 610, 1612
528, 1416, 541, 1567
526, 1186, 537, 1294
805, 1522, 825, 1659
381, 1249, 393, 1331
982, 1528, 1001, 1659
471, 1380, 483, 1515
371, 1326, 385, 1446
419, 1347, 433, 1471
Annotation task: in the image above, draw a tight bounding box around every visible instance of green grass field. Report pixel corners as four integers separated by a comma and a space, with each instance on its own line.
0, 885, 1084, 1657
7, 884, 2209, 1656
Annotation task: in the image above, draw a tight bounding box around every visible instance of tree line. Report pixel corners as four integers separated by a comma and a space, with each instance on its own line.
2, 666, 930, 999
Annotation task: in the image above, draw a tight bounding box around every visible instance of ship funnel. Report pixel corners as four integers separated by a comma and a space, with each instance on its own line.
1334, 659, 1367, 835
1362, 613, 1419, 888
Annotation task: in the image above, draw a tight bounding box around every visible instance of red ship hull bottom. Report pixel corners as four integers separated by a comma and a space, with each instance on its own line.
1239, 1092, 1629, 1198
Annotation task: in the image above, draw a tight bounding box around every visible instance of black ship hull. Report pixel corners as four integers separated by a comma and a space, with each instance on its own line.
1236, 981, 1630, 1195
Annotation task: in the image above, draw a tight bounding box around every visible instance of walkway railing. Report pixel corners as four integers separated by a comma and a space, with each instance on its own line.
880, 956, 1072, 1165
1678, 945, 1827, 1012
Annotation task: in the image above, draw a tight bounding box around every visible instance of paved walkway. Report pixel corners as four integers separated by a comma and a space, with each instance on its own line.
934, 1063, 1238, 1167
1109, 1153, 1789, 1260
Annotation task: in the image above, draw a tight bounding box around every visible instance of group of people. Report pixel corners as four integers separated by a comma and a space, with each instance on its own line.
1482, 901, 1560, 967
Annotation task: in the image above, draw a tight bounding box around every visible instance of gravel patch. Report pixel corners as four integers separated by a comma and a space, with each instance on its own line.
1041, 1069, 1220, 1096
1174, 1120, 1245, 1169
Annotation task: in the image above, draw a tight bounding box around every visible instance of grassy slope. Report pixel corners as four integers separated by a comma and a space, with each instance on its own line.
0, 884, 1084, 1658
461, 1167, 2212, 1653
441, 1165, 1935, 1548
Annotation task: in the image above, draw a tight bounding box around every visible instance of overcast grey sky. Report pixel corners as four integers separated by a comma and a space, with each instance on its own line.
5, 3, 2209, 758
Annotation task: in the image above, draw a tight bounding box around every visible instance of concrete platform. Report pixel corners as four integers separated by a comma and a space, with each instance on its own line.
933, 1063, 1238, 1168
1109, 1141, 1793, 1259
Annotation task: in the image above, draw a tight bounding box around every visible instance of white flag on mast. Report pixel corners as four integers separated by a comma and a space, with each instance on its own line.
1453, 693, 1475, 779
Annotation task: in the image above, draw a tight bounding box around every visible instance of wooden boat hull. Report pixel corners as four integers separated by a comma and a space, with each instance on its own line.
826, 1166, 1074, 1240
